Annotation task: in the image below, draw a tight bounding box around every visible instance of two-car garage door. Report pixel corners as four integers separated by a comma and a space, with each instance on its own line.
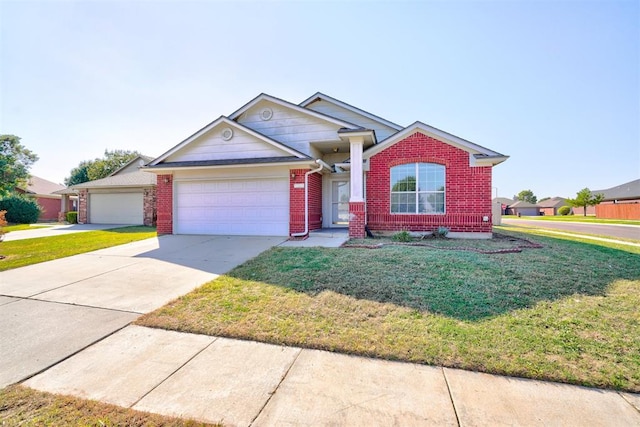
174, 178, 289, 236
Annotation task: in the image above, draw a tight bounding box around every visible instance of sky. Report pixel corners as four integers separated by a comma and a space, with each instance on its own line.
1, 0, 638, 200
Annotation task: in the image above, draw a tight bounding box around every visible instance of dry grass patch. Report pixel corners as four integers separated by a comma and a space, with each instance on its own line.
137, 230, 640, 392
0, 384, 218, 426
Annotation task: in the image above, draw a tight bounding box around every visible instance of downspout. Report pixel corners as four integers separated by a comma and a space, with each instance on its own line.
291, 159, 329, 237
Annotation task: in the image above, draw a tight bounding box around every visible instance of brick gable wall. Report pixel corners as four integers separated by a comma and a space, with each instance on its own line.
367, 132, 492, 233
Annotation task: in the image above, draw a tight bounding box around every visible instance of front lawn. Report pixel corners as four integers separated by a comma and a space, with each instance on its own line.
137, 230, 640, 392
0, 385, 216, 426
2, 223, 50, 233
0, 226, 156, 271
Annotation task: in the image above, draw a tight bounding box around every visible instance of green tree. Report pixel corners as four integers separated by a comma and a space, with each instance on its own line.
0, 134, 39, 197
514, 189, 537, 204
64, 160, 92, 186
65, 149, 140, 186
87, 149, 139, 181
566, 188, 604, 216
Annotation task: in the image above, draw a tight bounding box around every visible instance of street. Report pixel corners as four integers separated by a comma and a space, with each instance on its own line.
501, 218, 640, 240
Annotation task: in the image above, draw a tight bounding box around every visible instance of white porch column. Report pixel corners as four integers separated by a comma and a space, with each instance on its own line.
349, 136, 364, 202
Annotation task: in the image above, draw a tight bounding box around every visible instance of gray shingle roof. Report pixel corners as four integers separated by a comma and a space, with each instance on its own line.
146, 156, 309, 169
593, 179, 640, 201
21, 175, 66, 195
71, 170, 156, 189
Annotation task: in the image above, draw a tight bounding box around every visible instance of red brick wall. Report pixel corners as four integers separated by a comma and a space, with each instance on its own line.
349, 201, 366, 238
156, 174, 173, 234
289, 169, 323, 235
36, 197, 61, 221
366, 132, 493, 233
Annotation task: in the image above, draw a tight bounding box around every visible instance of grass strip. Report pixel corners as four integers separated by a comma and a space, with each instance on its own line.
0, 384, 218, 426
0, 226, 156, 271
137, 230, 640, 392
503, 215, 640, 226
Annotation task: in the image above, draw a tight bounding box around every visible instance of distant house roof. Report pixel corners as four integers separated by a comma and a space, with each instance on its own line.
593, 179, 640, 201
493, 197, 514, 205
537, 197, 567, 208
71, 155, 157, 189
509, 200, 539, 208
20, 176, 65, 196
71, 171, 156, 189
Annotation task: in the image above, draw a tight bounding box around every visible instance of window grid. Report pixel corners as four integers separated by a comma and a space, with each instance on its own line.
390, 163, 445, 214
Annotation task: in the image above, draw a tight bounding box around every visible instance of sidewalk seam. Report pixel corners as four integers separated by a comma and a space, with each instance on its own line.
619, 392, 640, 415
17, 321, 134, 385
128, 337, 219, 408
441, 367, 461, 427
248, 347, 303, 426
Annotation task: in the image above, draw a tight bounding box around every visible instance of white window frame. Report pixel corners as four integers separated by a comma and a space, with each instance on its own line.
390, 163, 445, 214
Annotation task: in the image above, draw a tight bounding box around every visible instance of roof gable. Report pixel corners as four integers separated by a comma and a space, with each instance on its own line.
300, 92, 402, 140
149, 117, 308, 166
229, 93, 359, 129
111, 155, 154, 176
363, 121, 508, 166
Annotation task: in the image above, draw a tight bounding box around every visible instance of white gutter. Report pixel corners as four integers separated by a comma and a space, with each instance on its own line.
291, 159, 329, 237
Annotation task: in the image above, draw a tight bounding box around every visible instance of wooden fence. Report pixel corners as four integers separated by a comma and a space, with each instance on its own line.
596, 203, 640, 220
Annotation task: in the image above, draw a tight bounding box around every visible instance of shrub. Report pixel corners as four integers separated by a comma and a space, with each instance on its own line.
558, 206, 571, 216
392, 230, 412, 242
0, 196, 41, 224
434, 226, 450, 238
66, 211, 78, 224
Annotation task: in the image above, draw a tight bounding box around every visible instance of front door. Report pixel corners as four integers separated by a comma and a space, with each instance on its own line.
331, 180, 350, 226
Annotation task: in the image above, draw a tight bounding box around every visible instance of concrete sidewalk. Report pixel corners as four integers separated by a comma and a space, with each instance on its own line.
2, 223, 132, 241
24, 325, 640, 426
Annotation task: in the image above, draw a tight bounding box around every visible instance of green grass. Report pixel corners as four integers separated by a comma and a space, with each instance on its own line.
504, 215, 640, 226
2, 224, 50, 232
0, 384, 218, 426
0, 226, 156, 271
137, 230, 640, 392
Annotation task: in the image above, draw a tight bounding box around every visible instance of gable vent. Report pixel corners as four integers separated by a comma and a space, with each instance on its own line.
260, 108, 273, 121
221, 128, 233, 141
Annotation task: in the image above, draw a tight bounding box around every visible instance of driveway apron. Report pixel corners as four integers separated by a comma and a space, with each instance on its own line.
0, 235, 284, 388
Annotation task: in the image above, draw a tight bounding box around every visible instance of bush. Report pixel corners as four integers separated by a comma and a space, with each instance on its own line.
0, 196, 41, 224
0, 210, 6, 242
66, 211, 78, 224
392, 230, 412, 242
558, 206, 571, 216
434, 226, 450, 238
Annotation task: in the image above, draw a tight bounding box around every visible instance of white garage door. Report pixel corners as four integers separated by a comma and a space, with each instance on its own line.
175, 178, 289, 236
89, 193, 144, 225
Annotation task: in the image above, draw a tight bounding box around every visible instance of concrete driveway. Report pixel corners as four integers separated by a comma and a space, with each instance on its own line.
0, 235, 284, 388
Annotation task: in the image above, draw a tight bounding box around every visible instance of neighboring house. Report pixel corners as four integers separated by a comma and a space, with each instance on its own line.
509, 200, 540, 217
493, 197, 514, 215
593, 179, 640, 220
145, 93, 508, 238
70, 155, 157, 225
537, 197, 569, 216
16, 175, 75, 221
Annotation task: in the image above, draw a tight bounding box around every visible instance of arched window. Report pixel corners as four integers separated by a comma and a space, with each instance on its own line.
390, 163, 445, 214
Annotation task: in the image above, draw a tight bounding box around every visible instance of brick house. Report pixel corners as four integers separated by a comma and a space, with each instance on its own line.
146, 93, 508, 238
16, 175, 75, 221
69, 155, 156, 226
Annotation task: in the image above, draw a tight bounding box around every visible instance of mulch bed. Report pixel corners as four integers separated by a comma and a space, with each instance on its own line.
341, 232, 543, 254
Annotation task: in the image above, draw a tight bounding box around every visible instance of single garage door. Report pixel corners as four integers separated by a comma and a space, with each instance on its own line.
175, 178, 289, 236
89, 193, 144, 224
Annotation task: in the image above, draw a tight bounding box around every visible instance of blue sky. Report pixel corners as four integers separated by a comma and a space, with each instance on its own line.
1, 0, 638, 200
